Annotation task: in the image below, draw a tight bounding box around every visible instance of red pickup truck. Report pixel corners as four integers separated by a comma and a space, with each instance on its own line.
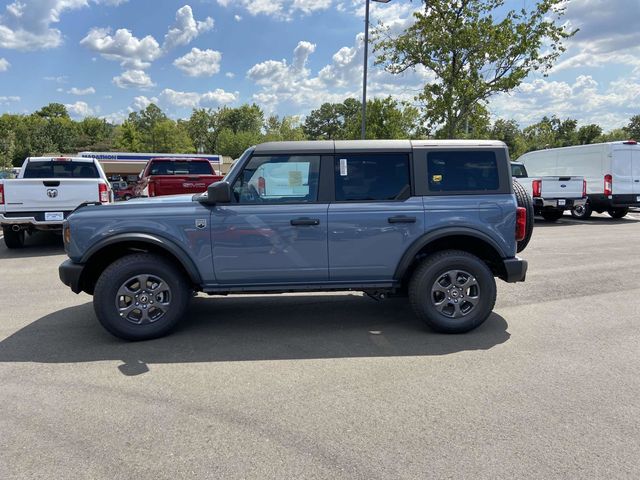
137, 158, 223, 197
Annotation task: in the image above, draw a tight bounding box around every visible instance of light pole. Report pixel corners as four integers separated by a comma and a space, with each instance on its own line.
361, 0, 391, 140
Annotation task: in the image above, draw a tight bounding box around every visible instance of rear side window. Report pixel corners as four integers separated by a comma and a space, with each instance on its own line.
23, 161, 99, 179
511, 164, 527, 178
149, 161, 212, 175
427, 151, 499, 192
335, 153, 410, 201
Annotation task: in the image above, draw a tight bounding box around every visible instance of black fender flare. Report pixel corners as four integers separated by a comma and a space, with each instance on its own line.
80, 233, 202, 284
394, 227, 507, 281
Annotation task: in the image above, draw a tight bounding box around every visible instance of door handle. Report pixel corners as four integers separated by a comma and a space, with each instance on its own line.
290, 217, 320, 226
388, 215, 417, 224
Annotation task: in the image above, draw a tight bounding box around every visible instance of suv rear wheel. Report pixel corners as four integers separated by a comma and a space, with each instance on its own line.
409, 250, 496, 333
93, 253, 190, 340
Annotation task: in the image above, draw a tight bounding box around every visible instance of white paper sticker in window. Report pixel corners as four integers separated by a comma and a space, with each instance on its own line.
339, 158, 348, 176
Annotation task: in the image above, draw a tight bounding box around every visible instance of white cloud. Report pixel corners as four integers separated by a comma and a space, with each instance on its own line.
216, 0, 332, 20
173, 48, 222, 77
65, 100, 98, 118
234, 14, 242, 22
80, 27, 162, 69
112, 69, 155, 89
0, 57, 9, 71
43, 75, 68, 83
0, 95, 20, 104
132, 95, 158, 110
0, 0, 129, 51
492, 73, 640, 130
163, 5, 214, 51
68, 86, 96, 95
225, 72, 235, 78
160, 88, 238, 109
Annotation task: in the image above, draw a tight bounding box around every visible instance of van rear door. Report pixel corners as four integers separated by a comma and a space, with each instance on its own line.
611, 148, 633, 196
631, 148, 640, 195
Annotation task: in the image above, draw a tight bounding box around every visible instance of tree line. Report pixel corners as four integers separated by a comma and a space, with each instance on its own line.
1, 100, 639, 171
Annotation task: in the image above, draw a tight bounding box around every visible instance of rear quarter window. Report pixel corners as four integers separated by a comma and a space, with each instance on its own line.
149, 161, 213, 175
427, 151, 500, 193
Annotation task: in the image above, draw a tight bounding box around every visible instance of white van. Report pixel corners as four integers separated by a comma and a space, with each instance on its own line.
518, 141, 640, 219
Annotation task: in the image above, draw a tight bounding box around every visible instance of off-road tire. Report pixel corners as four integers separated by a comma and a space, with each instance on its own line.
93, 253, 190, 341
607, 208, 629, 219
513, 181, 534, 252
409, 250, 496, 334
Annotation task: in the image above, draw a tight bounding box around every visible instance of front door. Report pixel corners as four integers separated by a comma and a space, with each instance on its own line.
211, 154, 329, 284
328, 152, 424, 281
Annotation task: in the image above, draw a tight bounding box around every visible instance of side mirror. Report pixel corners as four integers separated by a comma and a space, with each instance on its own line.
204, 181, 231, 205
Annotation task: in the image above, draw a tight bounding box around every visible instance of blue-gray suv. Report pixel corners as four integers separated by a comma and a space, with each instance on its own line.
59, 140, 530, 341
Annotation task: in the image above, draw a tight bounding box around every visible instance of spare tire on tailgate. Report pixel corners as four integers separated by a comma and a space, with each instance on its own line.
513, 180, 534, 253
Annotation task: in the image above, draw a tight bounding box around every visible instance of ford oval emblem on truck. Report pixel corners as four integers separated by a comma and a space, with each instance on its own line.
560, 184, 566, 188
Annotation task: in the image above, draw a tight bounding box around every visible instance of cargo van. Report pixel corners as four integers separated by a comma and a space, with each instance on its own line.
518, 141, 640, 219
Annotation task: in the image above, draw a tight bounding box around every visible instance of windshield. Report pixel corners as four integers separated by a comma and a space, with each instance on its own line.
23, 161, 100, 179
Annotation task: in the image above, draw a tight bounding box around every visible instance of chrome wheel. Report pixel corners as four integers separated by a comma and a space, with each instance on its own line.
115, 274, 172, 325
430, 270, 480, 319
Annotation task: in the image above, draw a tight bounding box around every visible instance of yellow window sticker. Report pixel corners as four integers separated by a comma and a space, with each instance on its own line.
432, 174, 443, 183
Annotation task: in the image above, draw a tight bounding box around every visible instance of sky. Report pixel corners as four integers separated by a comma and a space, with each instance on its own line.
0, 0, 638, 131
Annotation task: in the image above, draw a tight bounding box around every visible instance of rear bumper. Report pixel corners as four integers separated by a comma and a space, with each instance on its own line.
534, 197, 586, 210
59, 259, 85, 294
589, 194, 640, 209
501, 257, 528, 283
1, 212, 71, 228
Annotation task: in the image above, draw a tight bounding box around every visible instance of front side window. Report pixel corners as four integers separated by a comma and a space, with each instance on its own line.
232, 155, 320, 204
334, 153, 410, 201
428, 151, 499, 192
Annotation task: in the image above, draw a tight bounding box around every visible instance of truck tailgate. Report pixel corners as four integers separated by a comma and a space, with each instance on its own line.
151, 175, 222, 196
3, 179, 102, 212
541, 177, 584, 199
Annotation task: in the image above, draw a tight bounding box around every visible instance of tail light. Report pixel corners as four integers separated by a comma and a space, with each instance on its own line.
148, 180, 156, 197
258, 176, 266, 195
515, 207, 527, 241
582, 179, 587, 198
604, 174, 612, 196
0, 184, 4, 205
98, 182, 109, 203
532, 179, 542, 198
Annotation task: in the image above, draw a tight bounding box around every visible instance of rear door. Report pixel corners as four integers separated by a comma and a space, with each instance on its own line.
328, 152, 424, 281
631, 147, 640, 195
611, 148, 633, 195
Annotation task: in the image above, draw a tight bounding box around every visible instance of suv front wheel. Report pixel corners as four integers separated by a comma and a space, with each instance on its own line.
93, 253, 190, 340
409, 250, 496, 333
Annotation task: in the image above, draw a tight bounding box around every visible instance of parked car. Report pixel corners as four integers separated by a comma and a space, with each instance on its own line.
0, 156, 112, 249
518, 140, 640, 219
135, 157, 223, 197
511, 161, 586, 222
110, 181, 138, 201
59, 140, 530, 341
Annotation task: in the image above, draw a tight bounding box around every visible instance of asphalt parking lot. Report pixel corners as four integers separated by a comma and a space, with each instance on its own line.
1, 213, 639, 479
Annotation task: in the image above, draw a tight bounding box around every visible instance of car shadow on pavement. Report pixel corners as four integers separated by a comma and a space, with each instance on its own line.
0, 295, 510, 375
0, 231, 64, 258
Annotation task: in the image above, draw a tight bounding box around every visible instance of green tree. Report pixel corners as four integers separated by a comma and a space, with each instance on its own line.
263, 115, 306, 142
374, 0, 576, 138
0, 128, 15, 172
303, 102, 350, 140
577, 124, 603, 145
115, 120, 143, 152
151, 119, 195, 153
216, 128, 262, 158
35, 102, 70, 120
186, 109, 216, 153
217, 104, 264, 134
625, 114, 640, 139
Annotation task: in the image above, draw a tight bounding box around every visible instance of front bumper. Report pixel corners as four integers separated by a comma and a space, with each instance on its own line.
501, 257, 528, 283
59, 259, 85, 294
533, 198, 586, 209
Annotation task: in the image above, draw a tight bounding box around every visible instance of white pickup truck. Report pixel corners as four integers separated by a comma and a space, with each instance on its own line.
0, 156, 112, 248
511, 162, 586, 222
